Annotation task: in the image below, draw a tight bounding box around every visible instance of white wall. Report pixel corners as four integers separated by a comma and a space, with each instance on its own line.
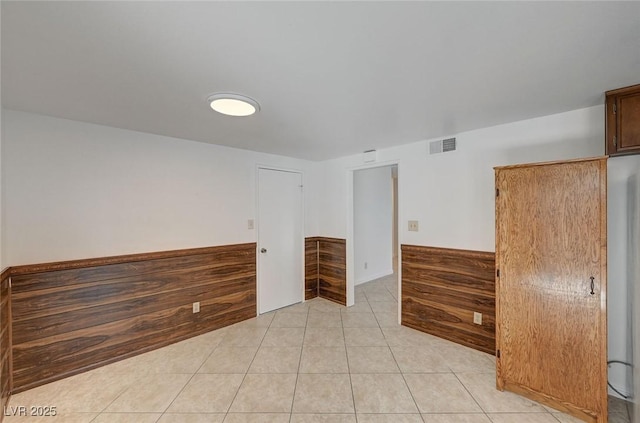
608, 156, 640, 398
321, 106, 604, 248
2, 110, 318, 265
630, 172, 640, 420
354, 166, 393, 284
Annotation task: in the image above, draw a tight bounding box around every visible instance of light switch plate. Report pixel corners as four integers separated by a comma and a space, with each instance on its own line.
248, 219, 254, 230
473, 312, 482, 325
193, 302, 200, 313
408, 220, 419, 232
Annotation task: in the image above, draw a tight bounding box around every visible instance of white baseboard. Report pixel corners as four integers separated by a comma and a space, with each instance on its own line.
355, 269, 394, 286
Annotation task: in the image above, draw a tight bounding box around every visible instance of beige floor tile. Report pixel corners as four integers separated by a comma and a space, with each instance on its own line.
292, 374, 355, 413
108, 336, 216, 374
344, 327, 387, 346
381, 327, 443, 348
487, 413, 559, 423
219, 327, 268, 347
229, 374, 297, 413
609, 413, 632, 423
307, 311, 343, 327
92, 414, 162, 423
308, 299, 344, 312
158, 413, 225, 422
391, 346, 450, 373
271, 311, 309, 327
355, 292, 368, 302
365, 291, 396, 302
40, 369, 137, 413
290, 414, 356, 423
609, 396, 630, 414
299, 346, 349, 373
3, 413, 98, 423
456, 372, 546, 413
341, 301, 372, 313
346, 346, 399, 373
235, 312, 275, 328
373, 312, 400, 328
224, 414, 291, 423
281, 301, 312, 313
261, 327, 306, 347
551, 413, 583, 423
357, 414, 424, 422
350, 373, 418, 413
166, 374, 244, 413
249, 346, 302, 373
438, 345, 495, 373
368, 301, 397, 314
198, 346, 258, 373
404, 373, 482, 413
421, 414, 492, 423
106, 373, 191, 412
304, 327, 345, 347
341, 313, 379, 328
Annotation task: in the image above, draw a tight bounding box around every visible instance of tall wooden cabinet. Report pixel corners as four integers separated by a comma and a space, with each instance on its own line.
495, 157, 608, 423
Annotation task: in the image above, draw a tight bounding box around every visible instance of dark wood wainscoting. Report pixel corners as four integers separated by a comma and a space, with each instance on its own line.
10, 243, 256, 393
305, 237, 346, 306
305, 239, 319, 300
0, 269, 11, 420
401, 245, 496, 354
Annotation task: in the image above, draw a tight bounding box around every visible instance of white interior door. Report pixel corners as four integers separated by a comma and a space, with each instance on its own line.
258, 168, 303, 314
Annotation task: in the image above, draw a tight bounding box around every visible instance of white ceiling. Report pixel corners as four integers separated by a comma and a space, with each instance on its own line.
2, 1, 639, 161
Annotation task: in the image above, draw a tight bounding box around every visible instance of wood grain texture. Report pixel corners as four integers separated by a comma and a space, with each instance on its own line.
401, 245, 496, 354
11, 243, 257, 393
606, 83, 640, 157
495, 157, 607, 423
306, 237, 346, 306
1, 269, 11, 422
305, 238, 319, 300
316, 237, 347, 306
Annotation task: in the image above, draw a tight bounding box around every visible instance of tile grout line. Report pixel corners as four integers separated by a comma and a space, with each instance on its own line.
288, 302, 311, 423
218, 315, 271, 419
381, 294, 427, 423
341, 301, 359, 423
159, 327, 233, 415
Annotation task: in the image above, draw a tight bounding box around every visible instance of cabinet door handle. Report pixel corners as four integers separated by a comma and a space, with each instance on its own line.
590, 276, 595, 295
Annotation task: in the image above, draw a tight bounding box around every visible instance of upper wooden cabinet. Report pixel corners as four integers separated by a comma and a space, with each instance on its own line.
606, 83, 640, 157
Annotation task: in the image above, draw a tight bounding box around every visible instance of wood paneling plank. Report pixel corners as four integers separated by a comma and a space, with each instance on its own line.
401, 244, 495, 354
11, 243, 257, 393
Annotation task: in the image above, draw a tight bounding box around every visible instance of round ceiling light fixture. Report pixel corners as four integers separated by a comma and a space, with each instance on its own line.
207, 93, 260, 117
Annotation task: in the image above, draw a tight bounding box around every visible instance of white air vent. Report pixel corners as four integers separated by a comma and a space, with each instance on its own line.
363, 149, 377, 163
429, 137, 457, 155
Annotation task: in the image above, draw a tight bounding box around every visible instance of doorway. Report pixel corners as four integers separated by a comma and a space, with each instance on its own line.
353, 165, 398, 284
257, 167, 304, 314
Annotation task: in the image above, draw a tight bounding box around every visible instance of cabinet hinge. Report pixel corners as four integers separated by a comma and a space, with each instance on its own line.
496, 269, 500, 278
496, 349, 501, 358
613, 136, 617, 148
496, 188, 499, 197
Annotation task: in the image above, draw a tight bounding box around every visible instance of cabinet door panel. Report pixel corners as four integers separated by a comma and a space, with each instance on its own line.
496, 158, 607, 422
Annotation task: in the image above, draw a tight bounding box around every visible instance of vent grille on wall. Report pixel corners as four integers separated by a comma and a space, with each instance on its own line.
429, 137, 457, 155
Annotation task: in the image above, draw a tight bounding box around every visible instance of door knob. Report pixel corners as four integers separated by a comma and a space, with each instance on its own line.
260, 248, 267, 253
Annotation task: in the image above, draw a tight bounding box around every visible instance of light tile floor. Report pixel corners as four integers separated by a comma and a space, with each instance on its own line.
5, 274, 632, 423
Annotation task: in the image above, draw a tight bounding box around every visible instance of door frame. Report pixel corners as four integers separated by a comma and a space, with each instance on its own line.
255, 165, 305, 316
346, 160, 401, 323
